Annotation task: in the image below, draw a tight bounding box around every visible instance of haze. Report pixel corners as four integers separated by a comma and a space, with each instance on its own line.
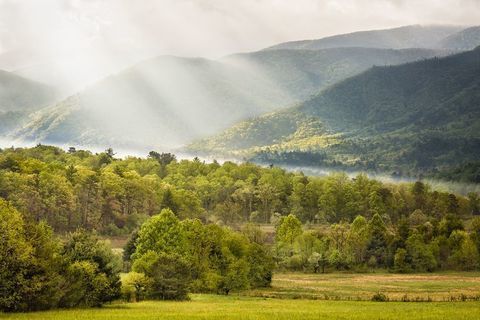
0, 0, 479, 93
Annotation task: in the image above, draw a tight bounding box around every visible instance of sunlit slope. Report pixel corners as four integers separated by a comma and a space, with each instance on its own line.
0, 69, 56, 134
192, 47, 480, 171
264, 25, 466, 51
11, 47, 445, 148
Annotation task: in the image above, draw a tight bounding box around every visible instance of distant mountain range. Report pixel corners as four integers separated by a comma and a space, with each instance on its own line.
7, 47, 448, 149
264, 25, 477, 51
191, 47, 480, 177
1, 24, 480, 180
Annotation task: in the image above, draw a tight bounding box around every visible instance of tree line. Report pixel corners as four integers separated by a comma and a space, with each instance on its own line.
0, 200, 273, 311
0, 145, 478, 234
274, 212, 480, 273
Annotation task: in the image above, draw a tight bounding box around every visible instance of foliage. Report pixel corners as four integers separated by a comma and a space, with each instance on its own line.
130, 212, 274, 299
121, 272, 151, 302
193, 48, 480, 181
0, 201, 121, 312
60, 230, 121, 307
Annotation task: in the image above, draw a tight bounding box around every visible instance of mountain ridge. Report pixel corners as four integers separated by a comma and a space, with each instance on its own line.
190, 47, 480, 175
8, 47, 448, 149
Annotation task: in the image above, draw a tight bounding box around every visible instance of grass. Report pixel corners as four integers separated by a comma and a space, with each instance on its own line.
2, 273, 480, 319
250, 272, 480, 301
1, 295, 479, 320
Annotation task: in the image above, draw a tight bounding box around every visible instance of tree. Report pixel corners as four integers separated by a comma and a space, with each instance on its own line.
393, 248, 410, 273
123, 229, 139, 262
0, 200, 64, 312
218, 259, 250, 295
439, 214, 464, 237
367, 213, 388, 267
308, 252, 328, 273
405, 232, 437, 272
133, 209, 187, 259
133, 252, 191, 300
448, 231, 479, 270
121, 272, 151, 302
348, 215, 370, 264
246, 243, 274, 288
60, 230, 121, 307
276, 214, 303, 246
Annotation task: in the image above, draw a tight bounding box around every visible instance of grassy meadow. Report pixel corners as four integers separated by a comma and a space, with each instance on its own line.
2, 273, 480, 320
1, 295, 479, 320
250, 272, 480, 301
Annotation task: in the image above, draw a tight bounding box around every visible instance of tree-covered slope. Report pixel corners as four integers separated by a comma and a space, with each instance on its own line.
0, 69, 55, 112
265, 25, 464, 51
10, 48, 444, 149
192, 47, 480, 176
0, 69, 56, 134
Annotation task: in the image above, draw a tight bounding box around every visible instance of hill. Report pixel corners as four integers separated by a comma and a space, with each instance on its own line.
0, 69, 56, 134
264, 25, 465, 51
9, 47, 445, 149
0, 69, 55, 112
191, 47, 480, 177
438, 26, 480, 50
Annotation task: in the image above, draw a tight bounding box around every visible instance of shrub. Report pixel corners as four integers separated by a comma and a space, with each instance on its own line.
371, 293, 388, 302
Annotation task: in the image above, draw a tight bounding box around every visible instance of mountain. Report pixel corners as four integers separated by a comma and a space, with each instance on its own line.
264, 25, 465, 51
0, 69, 55, 112
0, 70, 56, 134
191, 47, 480, 175
9, 47, 446, 149
223, 47, 448, 102
438, 26, 480, 50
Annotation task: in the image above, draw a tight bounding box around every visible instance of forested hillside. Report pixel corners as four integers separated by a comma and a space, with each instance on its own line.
192, 47, 480, 179
7, 48, 446, 149
0, 70, 56, 134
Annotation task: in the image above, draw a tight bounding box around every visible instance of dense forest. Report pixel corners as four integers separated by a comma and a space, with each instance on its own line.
191, 47, 480, 181
1, 145, 480, 312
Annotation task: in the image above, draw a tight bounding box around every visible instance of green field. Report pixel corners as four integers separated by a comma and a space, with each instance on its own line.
1, 295, 480, 320
250, 272, 480, 301
2, 273, 480, 319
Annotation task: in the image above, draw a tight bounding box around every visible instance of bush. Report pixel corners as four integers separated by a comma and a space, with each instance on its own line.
371, 293, 389, 302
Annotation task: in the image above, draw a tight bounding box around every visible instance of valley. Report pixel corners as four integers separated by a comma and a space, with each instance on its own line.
1, 6, 480, 318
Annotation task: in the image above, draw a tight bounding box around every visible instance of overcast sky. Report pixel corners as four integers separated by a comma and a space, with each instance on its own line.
0, 0, 479, 91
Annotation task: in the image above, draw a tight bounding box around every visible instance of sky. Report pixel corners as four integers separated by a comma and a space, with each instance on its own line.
0, 0, 479, 91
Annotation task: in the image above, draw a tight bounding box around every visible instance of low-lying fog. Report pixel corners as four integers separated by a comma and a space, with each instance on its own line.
1, 138, 478, 196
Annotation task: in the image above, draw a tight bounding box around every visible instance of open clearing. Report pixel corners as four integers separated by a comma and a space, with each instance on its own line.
249, 272, 480, 301
2, 273, 480, 319
1, 295, 479, 320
